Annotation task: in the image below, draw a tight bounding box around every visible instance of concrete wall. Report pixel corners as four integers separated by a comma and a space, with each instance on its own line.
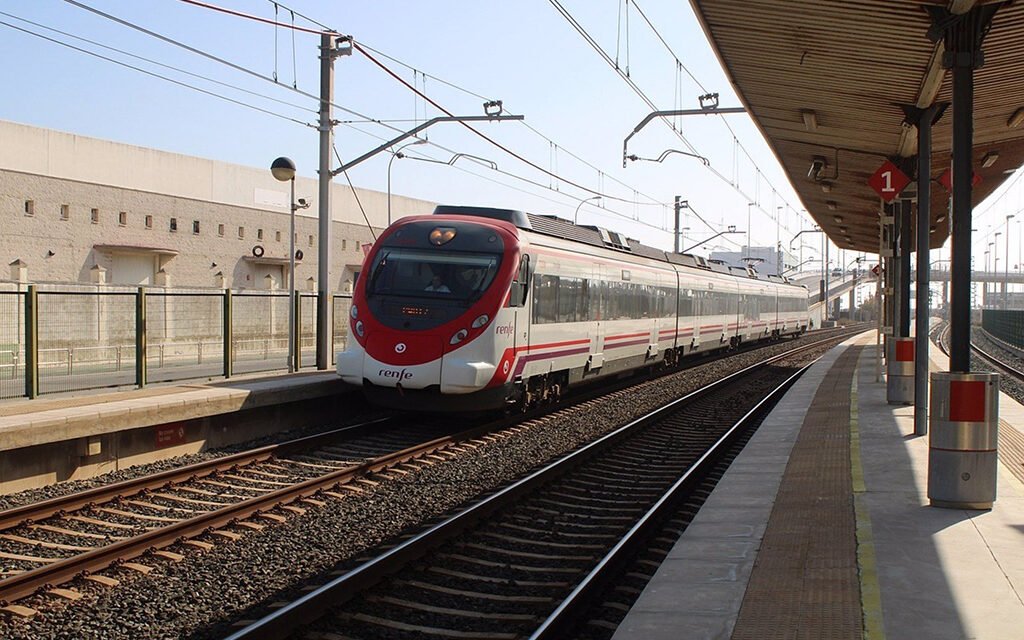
0, 119, 436, 290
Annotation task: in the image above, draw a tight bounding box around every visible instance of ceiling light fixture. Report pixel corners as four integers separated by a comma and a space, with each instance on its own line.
834, 215, 844, 223
826, 201, 837, 211
1008, 107, 1024, 129
801, 109, 818, 131
981, 151, 999, 168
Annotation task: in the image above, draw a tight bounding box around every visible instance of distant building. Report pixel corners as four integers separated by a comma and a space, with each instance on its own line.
709, 245, 796, 276
0, 120, 436, 291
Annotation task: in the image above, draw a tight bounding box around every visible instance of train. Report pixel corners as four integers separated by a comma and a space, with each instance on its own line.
337, 205, 810, 412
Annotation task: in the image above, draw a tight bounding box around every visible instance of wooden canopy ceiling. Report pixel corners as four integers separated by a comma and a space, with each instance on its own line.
688, 0, 1024, 253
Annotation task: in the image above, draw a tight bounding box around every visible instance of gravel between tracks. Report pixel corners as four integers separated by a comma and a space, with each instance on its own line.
0, 403, 385, 513
0, 332, 854, 640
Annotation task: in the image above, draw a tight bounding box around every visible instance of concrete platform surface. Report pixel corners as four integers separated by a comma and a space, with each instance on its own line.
0, 371, 347, 453
614, 331, 1024, 640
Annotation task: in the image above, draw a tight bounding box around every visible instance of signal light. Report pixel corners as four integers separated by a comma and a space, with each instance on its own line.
430, 227, 457, 245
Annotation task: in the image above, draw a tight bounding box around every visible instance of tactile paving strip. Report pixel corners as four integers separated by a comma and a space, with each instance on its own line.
731, 346, 864, 640
999, 418, 1024, 486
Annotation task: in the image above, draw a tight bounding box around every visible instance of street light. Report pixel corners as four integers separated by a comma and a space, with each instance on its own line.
271, 156, 297, 373
573, 196, 602, 224
387, 139, 427, 226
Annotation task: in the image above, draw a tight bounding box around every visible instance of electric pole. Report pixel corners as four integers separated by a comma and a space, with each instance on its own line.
674, 196, 684, 254
316, 34, 349, 370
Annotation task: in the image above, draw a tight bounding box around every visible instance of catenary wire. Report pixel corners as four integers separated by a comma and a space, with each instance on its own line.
0, 9, 317, 117
74, 0, 669, 212
0, 17, 313, 128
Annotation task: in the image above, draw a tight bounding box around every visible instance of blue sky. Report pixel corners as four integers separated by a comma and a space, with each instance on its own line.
2, 0, 1019, 266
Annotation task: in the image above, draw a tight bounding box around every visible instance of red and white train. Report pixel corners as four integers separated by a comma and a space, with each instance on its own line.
338, 206, 810, 411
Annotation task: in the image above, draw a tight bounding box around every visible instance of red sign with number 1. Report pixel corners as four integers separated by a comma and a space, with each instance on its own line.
868, 160, 911, 203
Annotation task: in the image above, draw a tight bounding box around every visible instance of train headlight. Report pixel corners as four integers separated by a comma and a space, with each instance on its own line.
450, 328, 469, 345
355, 320, 365, 337
471, 314, 489, 329
429, 227, 457, 245
350, 305, 358, 319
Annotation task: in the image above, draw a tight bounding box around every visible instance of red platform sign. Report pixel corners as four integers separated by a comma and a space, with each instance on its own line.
937, 168, 982, 192
155, 422, 187, 449
871, 264, 881, 277
868, 160, 911, 203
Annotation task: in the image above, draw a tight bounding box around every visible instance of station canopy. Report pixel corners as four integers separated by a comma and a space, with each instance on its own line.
689, 0, 1024, 253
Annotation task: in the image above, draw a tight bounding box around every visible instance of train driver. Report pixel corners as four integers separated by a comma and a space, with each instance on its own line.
425, 274, 451, 293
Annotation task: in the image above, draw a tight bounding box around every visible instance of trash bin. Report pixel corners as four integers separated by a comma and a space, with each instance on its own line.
886, 337, 914, 405
928, 371, 999, 509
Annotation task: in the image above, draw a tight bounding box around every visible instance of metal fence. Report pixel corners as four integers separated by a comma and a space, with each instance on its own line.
0, 291, 25, 399
0, 286, 353, 399
981, 309, 1024, 349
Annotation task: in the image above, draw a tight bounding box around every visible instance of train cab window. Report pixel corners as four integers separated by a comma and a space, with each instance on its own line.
366, 248, 501, 301
510, 254, 530, 308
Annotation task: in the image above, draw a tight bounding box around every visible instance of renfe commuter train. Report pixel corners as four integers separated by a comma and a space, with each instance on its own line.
338, 205, 810, 412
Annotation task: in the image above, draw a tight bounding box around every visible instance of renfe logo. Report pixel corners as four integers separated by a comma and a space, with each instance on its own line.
495, 322, 515, 336
379, 368, 413, 381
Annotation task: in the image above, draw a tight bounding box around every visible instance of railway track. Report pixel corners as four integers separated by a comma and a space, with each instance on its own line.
0, 417, 469, 607
0, 326, 864, 621
224, 338, 838, 640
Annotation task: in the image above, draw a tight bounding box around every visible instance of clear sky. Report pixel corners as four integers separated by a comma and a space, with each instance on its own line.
1, 0, 1020, 269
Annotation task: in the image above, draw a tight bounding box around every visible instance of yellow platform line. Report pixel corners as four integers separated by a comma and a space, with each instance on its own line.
850, 371, 886, 640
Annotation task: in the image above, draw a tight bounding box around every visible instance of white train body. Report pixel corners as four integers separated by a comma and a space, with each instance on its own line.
338, 206, 810, 411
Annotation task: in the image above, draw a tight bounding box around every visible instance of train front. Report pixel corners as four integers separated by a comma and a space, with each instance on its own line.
338, 213, 522, 411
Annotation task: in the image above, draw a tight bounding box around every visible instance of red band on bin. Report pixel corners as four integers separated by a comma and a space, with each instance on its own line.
895, 340, 914, 362
949, 380, 986, 422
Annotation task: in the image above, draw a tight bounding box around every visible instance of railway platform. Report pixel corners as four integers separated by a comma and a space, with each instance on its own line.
614, 331, 1024, 640
0, 371, 353, 494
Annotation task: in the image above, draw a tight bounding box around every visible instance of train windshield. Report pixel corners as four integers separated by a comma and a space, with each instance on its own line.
366, 248, 502, 302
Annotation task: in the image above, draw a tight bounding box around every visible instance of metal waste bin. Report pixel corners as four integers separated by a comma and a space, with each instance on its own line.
928, 372, 999, 509
886, 337, 914, 405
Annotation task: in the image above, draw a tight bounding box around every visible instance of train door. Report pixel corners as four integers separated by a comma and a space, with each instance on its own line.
511, 254, 532, 352
589, 268, 605, 371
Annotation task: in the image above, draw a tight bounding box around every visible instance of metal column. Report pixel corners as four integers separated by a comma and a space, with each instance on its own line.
928, 4, 1001, 509
915, 105, 938, 436
316, 33, 336, 370
899, 198, 913, 337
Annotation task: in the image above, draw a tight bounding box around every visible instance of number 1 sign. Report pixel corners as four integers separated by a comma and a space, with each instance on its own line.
868, 160, 911, 203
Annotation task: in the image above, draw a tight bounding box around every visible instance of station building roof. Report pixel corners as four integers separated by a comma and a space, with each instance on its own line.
689, 0, 1024, 253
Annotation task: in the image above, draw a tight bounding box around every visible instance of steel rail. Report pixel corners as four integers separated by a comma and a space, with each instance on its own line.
224, 335, 847, 640
0, 417, 394, 532
0, 327, 862, 607
0, 417, 504, 604
530, 362, 810, 639
971, 342, 1024, 380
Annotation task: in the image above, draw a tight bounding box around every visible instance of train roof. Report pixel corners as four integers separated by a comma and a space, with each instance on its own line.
432, 205, 805, 289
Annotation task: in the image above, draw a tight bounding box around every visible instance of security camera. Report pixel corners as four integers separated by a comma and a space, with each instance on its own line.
807, 157, 826, 181
296, 198, 310, 209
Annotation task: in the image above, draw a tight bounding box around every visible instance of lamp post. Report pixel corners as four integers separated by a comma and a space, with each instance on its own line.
573, 196, 602, 224
387, 139, 428, 226
271, 156, 297, 373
